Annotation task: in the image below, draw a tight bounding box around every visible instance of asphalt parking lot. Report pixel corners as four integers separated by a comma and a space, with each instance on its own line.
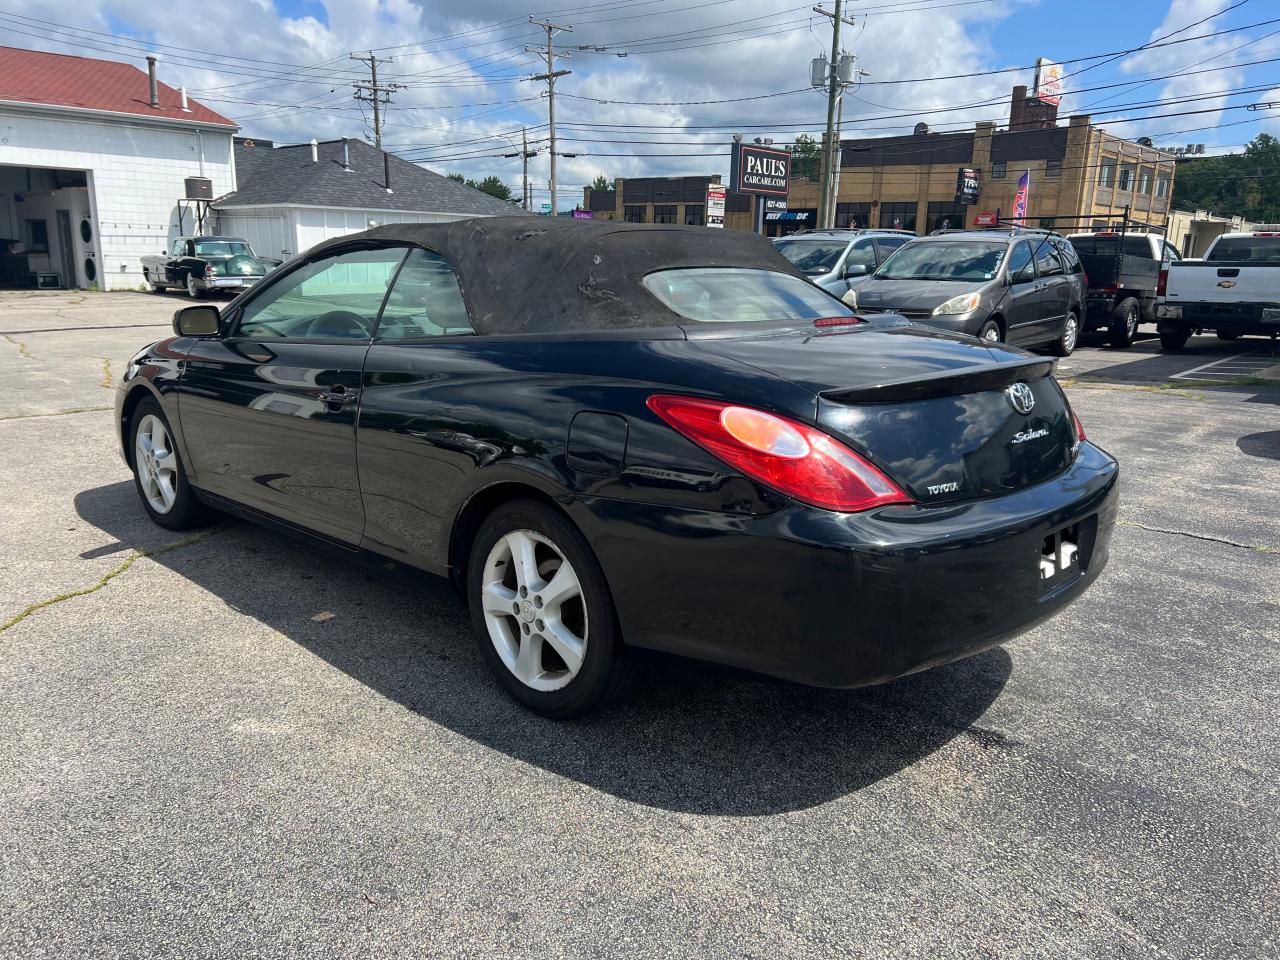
2, 291, 1277, 958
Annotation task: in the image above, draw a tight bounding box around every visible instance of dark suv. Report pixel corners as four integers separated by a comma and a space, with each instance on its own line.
846, 230, 1087, 355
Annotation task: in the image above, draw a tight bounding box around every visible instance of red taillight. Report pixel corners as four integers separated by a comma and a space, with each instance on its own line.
1073, 411, 1086, 442
1157, 268, 1168, 297
1252, 232, 1279, 237
1082, 270, 1090, 288
205, 264, 215, 277
646, 394, 913, 513
813, 316, 866, 328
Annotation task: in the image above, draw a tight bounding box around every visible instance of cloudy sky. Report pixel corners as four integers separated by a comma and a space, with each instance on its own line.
3, 0, 1278, 207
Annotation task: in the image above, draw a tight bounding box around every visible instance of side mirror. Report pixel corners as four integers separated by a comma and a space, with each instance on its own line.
843, 263, 869, 278
173, 305, 220, 337
1011, 264, 1035, 284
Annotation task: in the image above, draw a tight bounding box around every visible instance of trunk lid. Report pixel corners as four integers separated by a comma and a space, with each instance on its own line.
688, 323, 1076, 504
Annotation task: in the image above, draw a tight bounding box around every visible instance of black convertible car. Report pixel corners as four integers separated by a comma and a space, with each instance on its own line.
116, 217, 1119, 717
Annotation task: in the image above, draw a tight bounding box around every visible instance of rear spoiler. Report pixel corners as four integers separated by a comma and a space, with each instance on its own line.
820, 358, 1055, 404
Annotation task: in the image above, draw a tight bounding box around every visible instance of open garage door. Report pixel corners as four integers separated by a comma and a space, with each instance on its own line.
0, 165, 95, 289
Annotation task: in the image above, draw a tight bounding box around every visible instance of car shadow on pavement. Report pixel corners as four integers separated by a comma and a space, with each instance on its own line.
76, 481, 1012, 817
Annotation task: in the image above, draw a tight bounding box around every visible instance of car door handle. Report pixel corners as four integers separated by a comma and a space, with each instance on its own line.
319, 387, 359, 405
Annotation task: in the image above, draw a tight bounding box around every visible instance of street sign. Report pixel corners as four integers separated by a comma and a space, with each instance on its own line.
706, 183, 726, 228
541, 202, 552, 210
729, 143, 791, 197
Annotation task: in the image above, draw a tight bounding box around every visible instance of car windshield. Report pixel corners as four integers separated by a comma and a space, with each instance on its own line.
194, 241, 252, 257
1207, 236, 1280, 262
874, 240, 1008, 281
642, 268, 853, 323
772, 239, 848, 275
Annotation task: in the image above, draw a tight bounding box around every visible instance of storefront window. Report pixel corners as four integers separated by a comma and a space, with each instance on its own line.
653, 204, 677, 224
684, 204, 704, 226
926, 202, 965, 234
624, 205, 647, 223
878, 202, 917, 233
835, 202, 871, 229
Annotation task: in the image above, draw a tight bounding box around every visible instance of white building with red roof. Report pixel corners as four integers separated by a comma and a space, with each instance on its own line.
0, 45, 238, 290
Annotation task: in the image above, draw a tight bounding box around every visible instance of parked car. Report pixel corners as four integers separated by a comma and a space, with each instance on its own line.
142, 236, 281, 298
846, 230, 1087, 355
773, 229, 913, 296
1155, 231, 1280, 350
1067, 230, 1180, 348
116, 218, 1118, 718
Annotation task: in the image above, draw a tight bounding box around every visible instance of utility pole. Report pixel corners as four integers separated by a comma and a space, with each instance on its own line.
502, 127, 538, 210
350, 51, 405, 150
812, 3, 857, 229
526, 18, 572, 215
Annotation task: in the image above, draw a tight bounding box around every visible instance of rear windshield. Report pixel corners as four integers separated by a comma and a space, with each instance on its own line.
1207, 236, 1280, 261
194, 241, 252, 257
773, 239, 847, 275
874, 240, 1007, 281
642, 268, 852, 323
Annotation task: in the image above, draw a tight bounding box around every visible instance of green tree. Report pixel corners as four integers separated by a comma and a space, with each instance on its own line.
465, 175, 514, 201
591, 173, 612, 191
790, 134, 821, 181
447, 173, 465, 183
1170, 134, 1280, 223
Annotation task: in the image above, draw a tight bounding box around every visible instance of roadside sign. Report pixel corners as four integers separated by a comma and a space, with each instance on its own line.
573, 210, 592, 219
729, 143, 791, 197
974, 211, 998, 226
706, 183, 726, 228
541, 202, 552, 210
1033, 58, 1064, 106
955, 167, 980, 205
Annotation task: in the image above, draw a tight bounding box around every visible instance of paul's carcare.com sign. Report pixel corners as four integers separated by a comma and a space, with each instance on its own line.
731, 143, 791, 197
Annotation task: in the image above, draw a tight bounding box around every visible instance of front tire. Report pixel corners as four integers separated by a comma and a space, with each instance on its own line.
468, 500, 637, 718
129, 398, 214, 530
977, 319, 1002, 343
1049, 309, 1079, 357
1109, 297, 1140, 348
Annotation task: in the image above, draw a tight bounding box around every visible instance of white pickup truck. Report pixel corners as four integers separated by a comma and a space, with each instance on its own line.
1154, 231, 1280, 350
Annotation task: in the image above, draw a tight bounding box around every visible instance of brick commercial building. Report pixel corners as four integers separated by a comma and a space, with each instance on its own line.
583, 175, 757, 230
783, 86, 1178, 236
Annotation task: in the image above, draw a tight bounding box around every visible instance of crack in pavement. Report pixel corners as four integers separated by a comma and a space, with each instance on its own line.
0, 406, 112, 421
2, 334, 32, 359
1117, 518, 1276, 555
0, 524, 227, 636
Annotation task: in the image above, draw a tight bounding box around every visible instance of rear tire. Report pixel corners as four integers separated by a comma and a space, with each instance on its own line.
186, 273, 200, 299
1108, 297, 1140, 348
1049, 310, 1079, 357
468, 500, 638, 718
1159, 325, 1191, 352
129, 398, 216, 530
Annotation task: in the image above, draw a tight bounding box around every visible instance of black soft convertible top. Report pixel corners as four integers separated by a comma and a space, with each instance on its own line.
309, 216, 806, 335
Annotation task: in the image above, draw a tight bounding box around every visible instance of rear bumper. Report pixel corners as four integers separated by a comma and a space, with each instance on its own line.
1157, 301, 1280, 330
203, 276, 262, 290
568, 443, 1119, 688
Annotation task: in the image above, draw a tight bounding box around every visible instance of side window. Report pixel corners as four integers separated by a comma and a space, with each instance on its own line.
845, 241, 876, 270
1052, 239, 1081, 273
1006, 241, 1035, 282
874, 237, 908, 262
235, 246, 408, 340
170, 239, 187, 256
1163, 242, 1180, 263
1034, 238, 1063, 277
377, 248, 473, 339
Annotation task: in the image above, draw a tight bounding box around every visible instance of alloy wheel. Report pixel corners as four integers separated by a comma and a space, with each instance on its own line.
1063, 313, 1078, 353
134, 414, 178, 514
981, 325, 1001, 343
1126, 304, 1139, 339
480, 529, 588, 692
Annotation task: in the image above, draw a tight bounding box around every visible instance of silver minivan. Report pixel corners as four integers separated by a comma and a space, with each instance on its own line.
773, 230, 914, 297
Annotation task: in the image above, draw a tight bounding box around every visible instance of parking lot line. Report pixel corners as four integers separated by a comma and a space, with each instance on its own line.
1170, 349, 1273, 381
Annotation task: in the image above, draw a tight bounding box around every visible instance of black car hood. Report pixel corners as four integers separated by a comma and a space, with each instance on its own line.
686, 321, 1007, 395
853, 278, 981, 312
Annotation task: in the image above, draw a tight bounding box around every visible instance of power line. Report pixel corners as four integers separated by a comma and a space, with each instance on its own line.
350, 52, 405, 150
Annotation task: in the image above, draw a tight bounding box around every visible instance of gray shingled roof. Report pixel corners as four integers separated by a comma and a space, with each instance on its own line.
216, 138, 529, 217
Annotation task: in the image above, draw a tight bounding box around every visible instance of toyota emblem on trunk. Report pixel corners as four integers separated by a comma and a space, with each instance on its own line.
1007, 382, 1035, 415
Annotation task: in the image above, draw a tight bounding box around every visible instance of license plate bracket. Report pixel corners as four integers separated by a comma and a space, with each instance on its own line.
1039, 524, 1082, 589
